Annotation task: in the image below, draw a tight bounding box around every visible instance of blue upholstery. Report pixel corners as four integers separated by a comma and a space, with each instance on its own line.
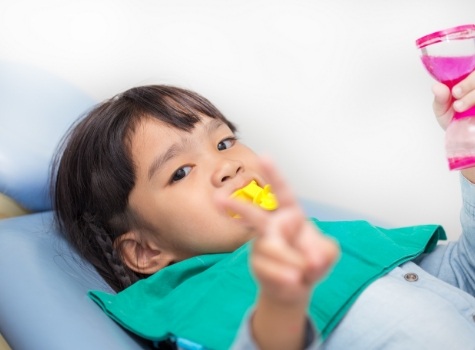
0, 212, 151, 350
0, 61, 93, 212
0, 62, 371, 349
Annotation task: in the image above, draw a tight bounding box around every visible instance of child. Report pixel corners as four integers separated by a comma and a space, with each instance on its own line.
53, 75, 475, 349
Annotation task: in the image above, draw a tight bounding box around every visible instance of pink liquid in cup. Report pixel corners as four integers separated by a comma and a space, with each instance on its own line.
421, 55, 475, 119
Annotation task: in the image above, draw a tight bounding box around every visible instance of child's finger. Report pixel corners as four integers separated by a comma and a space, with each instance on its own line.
252, 253, 302, 287
253, 233, 306, 273
266, 208, 306, 245
453, 70, 475, 100
432, 83, 451, 116
454, 89, 475, 113
221, 193, 305, 245
258, 156, 301, 210
431, 83, 453, 129
217, 193, 270, 234
297, 228, 340, 284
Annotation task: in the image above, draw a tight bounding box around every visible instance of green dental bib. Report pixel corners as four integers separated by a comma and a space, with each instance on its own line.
89, 219, 445, 349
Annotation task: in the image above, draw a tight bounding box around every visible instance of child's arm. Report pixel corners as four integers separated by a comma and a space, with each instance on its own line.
221, 157, 339, 350
432, 71, 475, 182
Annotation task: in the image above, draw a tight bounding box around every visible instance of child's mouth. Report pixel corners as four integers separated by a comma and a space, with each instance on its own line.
230, 180, 278, 217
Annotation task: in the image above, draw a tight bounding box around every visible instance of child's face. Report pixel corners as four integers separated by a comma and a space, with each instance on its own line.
127, 116, 265, 262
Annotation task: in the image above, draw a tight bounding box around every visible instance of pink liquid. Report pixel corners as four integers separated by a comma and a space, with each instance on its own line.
422, 55, 475, 119
421, 55, 475, 88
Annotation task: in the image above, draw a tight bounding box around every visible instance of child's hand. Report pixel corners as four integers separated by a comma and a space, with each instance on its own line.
432, 71, 475, 130
432, 71, 475, 180
223, 156, 339, 304
221, 156, 339, 350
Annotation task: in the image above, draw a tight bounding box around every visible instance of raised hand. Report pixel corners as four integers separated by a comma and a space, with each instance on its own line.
432, 71, 475, 180
220, 156, 339, 350
432, 71, 475, 130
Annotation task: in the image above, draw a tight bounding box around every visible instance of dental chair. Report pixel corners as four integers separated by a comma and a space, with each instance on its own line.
0, 61, 366, 350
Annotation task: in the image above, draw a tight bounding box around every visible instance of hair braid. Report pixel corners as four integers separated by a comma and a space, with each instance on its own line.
83, 213, 135, 290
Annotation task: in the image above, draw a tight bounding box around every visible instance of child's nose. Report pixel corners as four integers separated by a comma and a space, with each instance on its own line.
212, 158, 243, 186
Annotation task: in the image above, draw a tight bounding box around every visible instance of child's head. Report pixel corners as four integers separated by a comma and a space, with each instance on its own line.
53, 85, 265, 291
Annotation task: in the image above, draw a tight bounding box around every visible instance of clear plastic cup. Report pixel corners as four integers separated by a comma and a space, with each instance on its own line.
416, 24, 475, 170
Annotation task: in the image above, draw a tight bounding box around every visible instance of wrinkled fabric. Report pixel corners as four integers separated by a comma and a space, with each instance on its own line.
89, 220, 442, 349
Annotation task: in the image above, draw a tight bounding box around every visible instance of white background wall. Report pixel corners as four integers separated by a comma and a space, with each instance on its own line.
1, 0, 474, 239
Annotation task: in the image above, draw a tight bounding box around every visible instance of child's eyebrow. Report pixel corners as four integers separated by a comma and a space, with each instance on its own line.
147, 143, 181, 180
205, 118, 226, 134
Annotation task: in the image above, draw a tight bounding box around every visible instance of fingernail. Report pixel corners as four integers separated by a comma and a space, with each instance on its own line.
453, 86, 463, 98
454, 100, 465, 112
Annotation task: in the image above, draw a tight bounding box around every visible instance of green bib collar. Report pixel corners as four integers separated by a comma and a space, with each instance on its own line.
89, 219, 445, 349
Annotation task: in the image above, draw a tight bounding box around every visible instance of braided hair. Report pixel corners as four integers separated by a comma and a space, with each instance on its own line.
83, 212, 135, 289
52, 85, 236, 292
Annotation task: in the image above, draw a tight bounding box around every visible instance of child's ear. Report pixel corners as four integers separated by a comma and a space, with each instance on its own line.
114, 232, 174, 275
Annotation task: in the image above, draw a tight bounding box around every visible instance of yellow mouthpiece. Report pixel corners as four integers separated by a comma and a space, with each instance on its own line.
231, 180, 278, 211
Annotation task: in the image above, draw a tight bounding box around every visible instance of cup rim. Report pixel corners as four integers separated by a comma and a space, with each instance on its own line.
416, 24, 475, 49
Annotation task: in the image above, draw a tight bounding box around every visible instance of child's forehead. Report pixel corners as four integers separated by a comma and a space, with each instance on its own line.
131, 115, 229, 146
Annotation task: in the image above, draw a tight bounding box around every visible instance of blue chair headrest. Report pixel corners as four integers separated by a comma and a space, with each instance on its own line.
0, 61, 95, 212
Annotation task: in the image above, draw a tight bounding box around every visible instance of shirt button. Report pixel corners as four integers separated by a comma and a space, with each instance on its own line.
404, 272, 419, 282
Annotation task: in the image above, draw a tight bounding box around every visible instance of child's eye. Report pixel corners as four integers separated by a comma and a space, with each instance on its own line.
170, 165, 192, 183
217, 137, 236, 151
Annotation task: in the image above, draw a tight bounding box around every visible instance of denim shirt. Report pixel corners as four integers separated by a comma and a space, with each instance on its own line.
232, 175, 475, 350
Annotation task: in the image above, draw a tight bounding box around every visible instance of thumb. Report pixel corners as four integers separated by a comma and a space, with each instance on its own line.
432, 83, 453, 129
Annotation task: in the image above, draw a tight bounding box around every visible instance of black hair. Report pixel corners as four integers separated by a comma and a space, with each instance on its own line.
52, 85, 236, 292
